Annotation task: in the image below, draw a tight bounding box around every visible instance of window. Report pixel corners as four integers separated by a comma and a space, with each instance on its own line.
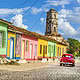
62, 48, 64, 55
35, 45, 37, 56
40, 45, 42, 54
54, 14, 56, 18
58, 47, 59, 56
48, 45, 51, 57
49, 21, 51, 23
43, 46, 47, 54
26, 40, 29, 52
54, 27, 56, 32
43, 45, 45, 55
60, 48, 61, 56
45, 46, 47, 54
51, 46, 53, 57
62, 55, 72, 58
0, 32, 2, 48
48, 45, 51, 53
54, 45, 55, 56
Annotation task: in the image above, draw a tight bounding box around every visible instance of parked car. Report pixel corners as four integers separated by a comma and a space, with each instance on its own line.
60, 54, 75, 66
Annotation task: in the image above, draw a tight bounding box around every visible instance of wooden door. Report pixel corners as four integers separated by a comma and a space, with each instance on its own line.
34, 45, 37, 59
21, 40, 25, 59
30, 44, 32, 59
10, 38, 14, 59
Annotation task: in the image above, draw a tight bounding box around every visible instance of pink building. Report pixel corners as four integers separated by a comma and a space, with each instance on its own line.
21, 34, 38, 60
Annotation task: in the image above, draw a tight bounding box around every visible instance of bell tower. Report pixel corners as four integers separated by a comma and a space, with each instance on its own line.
45, 9, 58, 36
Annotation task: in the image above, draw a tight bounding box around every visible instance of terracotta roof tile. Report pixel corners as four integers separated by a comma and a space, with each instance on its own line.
0, 19, 68, 46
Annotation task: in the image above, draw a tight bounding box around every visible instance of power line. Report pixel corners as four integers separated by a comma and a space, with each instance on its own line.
21, 0, 43, 30
22, 0, 42, 16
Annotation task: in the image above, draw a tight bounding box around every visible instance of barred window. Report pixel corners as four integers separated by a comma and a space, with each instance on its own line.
45, 46, 47, 54
62, 48, 64, 55
0, 32, 2, 48
60, 48, 61, 56
58, 47, 59, 56
35, 45, 37, 56
43, 45, 45, 55
40, 45, 42, 54
26, 40, 29, 52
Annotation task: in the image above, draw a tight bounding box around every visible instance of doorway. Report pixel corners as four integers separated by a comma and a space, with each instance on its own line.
30, 44, 33, 59
21, 40, 25, 59
10, 37, 14, 59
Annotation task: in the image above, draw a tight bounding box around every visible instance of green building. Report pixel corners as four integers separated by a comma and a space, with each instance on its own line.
0, 19, 11, 57
48, 41, 56, 59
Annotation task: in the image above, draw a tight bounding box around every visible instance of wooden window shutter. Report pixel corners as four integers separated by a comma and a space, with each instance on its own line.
0, 32, 2, 48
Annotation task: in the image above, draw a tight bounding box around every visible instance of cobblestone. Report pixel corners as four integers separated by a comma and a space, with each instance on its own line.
0, 63, 80, 80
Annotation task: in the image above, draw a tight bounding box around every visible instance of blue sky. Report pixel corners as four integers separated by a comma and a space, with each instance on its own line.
0, 0, 80, 41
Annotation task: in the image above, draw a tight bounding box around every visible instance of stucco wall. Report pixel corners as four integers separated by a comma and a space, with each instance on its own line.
0, 22, 8, 57
38, 39, 48, 58
48, 41, 56, 58
7, 31, 16, 59
21, 35, 38, 60
56, 43, 67, 57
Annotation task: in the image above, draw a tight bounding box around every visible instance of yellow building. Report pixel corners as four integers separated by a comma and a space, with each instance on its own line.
56, 43, 67, 57
7, 31, 16, 59
38, 39, 48, 60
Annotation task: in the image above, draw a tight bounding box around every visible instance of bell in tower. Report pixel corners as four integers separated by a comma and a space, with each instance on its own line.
45, 9, 58, 36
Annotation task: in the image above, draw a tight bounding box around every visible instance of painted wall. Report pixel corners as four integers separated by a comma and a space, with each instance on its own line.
0, 22, 8, 57
38, 39, 48, 59
48, 41, 56, 58
21, 34, 38, 60
56, 43, 67, 57
7, 31, 16, 59
15, 34, 21, 59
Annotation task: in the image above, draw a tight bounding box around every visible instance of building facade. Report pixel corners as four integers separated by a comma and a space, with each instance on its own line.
7, 31, 16, 59
21, 34, 38, 60
0, 20, 11, 57
45, 9, 58, 36
15, 33, 21, 59
0, 8, 69, 61
38, 39, 48, 60
56, 43, 67, 57
48, 41, 56, 59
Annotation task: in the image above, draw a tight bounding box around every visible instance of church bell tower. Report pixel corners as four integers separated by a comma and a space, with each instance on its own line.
45, 9, 58, 36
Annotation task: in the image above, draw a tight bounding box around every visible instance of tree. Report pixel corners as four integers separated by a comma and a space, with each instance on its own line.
67, 38, 80, 56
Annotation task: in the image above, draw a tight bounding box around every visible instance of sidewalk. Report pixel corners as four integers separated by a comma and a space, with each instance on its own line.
0, 62, 58, 71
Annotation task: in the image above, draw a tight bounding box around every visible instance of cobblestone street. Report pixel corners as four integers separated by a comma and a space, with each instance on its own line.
0, 62, 80, 80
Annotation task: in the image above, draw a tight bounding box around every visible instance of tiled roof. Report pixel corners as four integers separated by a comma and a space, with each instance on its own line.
0, 19, 68, 46
8, 25, 56, 42
8, 25, 68, 46
0, 19, 12, 25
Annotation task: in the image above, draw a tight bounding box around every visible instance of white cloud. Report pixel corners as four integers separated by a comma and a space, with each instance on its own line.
77, 0, 80, 3
46, 0, 70, 7
11, 14, 28, 29
40, 18, 45, 23
35, 30, 44, 35
31, 7, 42, 14
58, 8, 80, 41
59, 7, 80, 24
0, 7, 30, 15
31, 7, 49, 15
59, 9, 72, 18
58, 18, 77, 35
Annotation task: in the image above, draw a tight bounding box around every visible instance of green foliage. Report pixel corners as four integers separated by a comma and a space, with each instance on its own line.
67, 38, 80, 56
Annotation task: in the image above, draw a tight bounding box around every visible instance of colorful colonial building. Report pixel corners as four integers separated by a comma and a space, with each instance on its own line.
48, 41, 56, 59
0, 19, 11, 57
21, 34, 38, 60
7, 31, 16, 59
0, 9, 69, 61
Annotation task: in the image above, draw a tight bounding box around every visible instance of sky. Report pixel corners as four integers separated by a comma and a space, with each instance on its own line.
0, 0, 80, 41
